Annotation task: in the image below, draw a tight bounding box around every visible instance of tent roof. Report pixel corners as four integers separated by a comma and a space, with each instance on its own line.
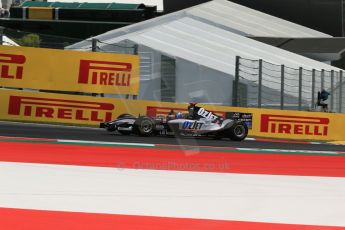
186, 0, 331, 38
68, 16, 341, 74
68, 0, 331, 52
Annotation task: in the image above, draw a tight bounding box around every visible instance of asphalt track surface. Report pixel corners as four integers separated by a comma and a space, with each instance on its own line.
0, 121, 344, 151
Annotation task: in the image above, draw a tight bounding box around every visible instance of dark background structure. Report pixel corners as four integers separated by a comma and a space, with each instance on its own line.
164, 0, 344, 37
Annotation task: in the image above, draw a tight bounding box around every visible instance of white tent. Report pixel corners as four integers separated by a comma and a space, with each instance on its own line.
70, 0, 331, 51
67, 0, 341, 106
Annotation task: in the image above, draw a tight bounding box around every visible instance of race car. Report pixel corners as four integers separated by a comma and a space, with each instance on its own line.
100, 104, 248, 141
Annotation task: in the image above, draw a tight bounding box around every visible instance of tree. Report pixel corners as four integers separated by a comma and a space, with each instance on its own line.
16, 33, 41, 47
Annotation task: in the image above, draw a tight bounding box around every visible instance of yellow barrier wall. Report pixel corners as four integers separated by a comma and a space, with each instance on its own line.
0, 45, 140, 95
1, 89, 345, 141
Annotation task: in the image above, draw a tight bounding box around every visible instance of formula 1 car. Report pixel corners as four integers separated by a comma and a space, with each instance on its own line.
100, 107, 248, 141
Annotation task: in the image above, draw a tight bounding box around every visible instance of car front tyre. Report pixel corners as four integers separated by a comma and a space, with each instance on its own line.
132, 117, 155, 136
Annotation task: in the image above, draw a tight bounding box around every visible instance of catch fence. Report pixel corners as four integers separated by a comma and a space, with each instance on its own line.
233, 56, 344, 113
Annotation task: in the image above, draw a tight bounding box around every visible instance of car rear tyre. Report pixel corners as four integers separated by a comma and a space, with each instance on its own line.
227, 121, 248, 141
133, 116, 155, 136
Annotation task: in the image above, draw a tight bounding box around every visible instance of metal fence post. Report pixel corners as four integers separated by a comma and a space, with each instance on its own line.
91, 38, 104, 97
0, 26, 4, 45
233, 56, 240, 106
133, 44, 139, 100
321, 69, 325, 90
298, 67, 303, 111
312, 69, 315, 109
258, 59, 262, 108
91, 38, 98, 52
281, 65, 285, 110
91, 38, 98, 96
330, 70, 334, 112
133, 44, 138, 55
340, 71, 343, 113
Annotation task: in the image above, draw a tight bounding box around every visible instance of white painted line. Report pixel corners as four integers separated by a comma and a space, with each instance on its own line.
310, 142, 323, 145
237, 148, 338, 155
327, 141, 345, 146
57, 139, 155, 147
0, 120, 100, 130
1, 162, 345, 227
244, 137, 256, 141
245, 138, 331, 146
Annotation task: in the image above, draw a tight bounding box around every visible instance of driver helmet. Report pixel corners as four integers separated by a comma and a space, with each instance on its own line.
175, 112, 183, 119
188, 102, 197, 116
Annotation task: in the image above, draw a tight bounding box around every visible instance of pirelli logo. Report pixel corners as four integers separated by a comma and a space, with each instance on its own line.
0, 53, 26, 79
8, 96, 114, 122
78, 60, 132, 87
260, 114, 329, 136
146, 106, 226, 118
